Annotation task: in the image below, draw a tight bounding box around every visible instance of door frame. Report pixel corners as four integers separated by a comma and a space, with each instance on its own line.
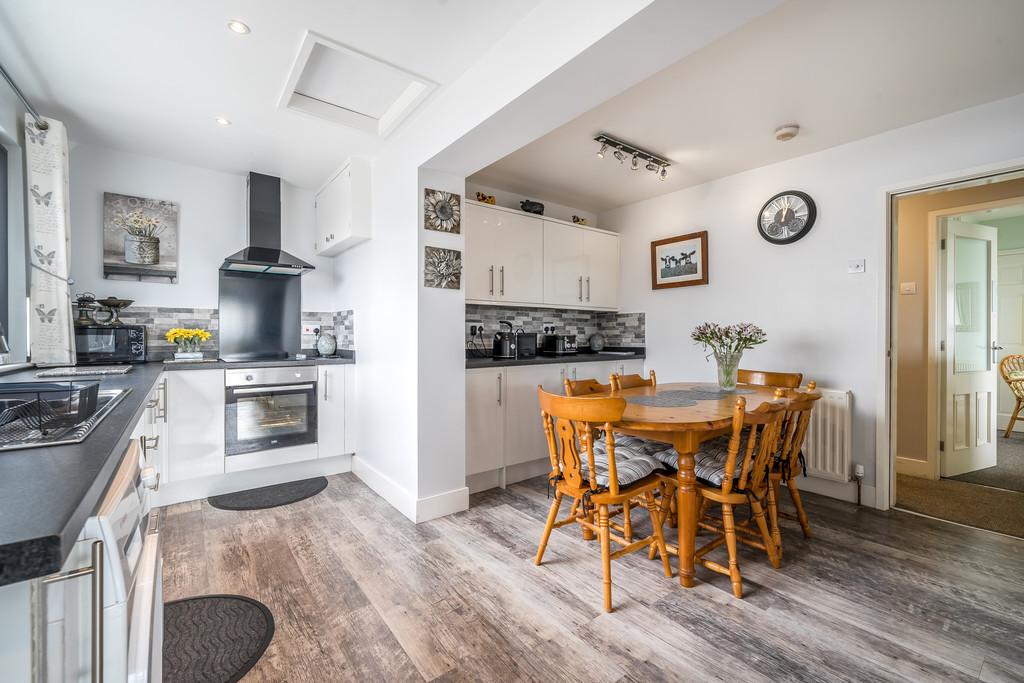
883, 161, 1024, 510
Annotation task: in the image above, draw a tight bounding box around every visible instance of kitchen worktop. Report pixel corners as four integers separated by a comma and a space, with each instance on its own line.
0, 354, 354, 586
465, 348, 645, 369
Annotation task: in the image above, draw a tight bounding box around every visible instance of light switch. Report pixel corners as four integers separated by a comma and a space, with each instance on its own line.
900, 282, 917, 295
848, 258, 866, 274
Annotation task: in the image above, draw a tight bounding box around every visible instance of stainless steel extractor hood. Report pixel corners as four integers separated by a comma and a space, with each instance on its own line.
220, 172, 314, 275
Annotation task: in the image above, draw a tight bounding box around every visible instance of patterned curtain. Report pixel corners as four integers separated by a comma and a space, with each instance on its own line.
24, 115, 75, 365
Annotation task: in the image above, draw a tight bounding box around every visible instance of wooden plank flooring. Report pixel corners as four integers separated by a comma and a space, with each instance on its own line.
161, 474, 1024, 682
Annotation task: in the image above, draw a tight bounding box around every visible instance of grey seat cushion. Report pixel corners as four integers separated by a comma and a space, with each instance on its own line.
646, 436, 751, 487
583, 435, 667, 487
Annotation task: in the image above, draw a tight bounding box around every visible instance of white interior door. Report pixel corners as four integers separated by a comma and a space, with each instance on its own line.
997, 250, 1024, 433
942, 218, 998, 476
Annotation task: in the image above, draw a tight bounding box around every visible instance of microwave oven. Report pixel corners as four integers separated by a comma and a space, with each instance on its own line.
75, 325, 147, 365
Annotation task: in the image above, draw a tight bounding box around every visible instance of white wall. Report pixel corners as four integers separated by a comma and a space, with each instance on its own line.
599, 93, 1024, 505
68, 143, 332, 311
465, 180, 598, 227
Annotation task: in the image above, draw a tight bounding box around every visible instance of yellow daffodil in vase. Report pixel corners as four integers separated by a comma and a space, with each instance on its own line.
166, 327, 212, 361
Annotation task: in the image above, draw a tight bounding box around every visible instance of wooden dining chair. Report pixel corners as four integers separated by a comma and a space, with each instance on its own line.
1000, 356, 1024, 437
737, 368, 803, 389
534, 387, 672, 612
769, 383, 821, 553
610, 370, 656, 392
564, 376, 613, 397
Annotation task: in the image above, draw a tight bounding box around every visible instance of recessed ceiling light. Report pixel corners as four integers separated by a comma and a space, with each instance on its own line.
215, 117, 232, 126
227, 20, 251, 35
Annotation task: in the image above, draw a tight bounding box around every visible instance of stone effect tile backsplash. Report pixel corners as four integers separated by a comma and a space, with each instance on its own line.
465, 304, 644, 350
100, 306, 356, 360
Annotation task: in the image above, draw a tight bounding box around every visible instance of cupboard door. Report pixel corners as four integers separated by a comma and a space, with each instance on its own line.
344, 365, 358, 454
466, 369, 505, 475
464, 203, 500, 302
503, 364, 566, 468
584, 230, 619, 309
543, 221, 586, 307
566, 361, 618, 388
166, 369, 225, 482
314, 169, 348, 253
494, 211, 544, 304
317, 365, 347, 458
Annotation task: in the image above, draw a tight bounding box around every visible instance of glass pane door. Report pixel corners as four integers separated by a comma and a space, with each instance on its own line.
953, 235, 991, 374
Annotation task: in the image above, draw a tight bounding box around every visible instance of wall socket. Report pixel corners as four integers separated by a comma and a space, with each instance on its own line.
302, 325, 317, 335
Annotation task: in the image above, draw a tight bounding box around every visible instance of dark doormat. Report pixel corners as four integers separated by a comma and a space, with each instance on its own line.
895, 473, 1024, 538
208, 476, 328, 511
164, 595, 274, 683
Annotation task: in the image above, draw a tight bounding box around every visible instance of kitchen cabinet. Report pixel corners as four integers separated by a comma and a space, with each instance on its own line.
543, 221, 619, 310
315, 158, 371, 256
503, 364, 565, 467
317, 365, 346, 458
165, 369, 225, 482
343, 365, 358, 454
466, 368, 505, 476
464, 202, 544, 305
583, 230, 619, 309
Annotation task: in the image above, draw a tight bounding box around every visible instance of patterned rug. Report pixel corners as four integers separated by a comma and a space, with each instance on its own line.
624, 385, 754, 408
163, 595, 274, 683
208, 476, 328, 511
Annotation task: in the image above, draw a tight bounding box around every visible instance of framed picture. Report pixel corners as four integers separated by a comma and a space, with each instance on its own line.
650, 230, 708, 289
424, 246, 462, 289
103, 192, 179, 282
424, 188, 461, 234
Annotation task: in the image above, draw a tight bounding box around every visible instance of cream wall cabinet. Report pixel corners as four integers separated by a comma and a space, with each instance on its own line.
315, 158, 371, 255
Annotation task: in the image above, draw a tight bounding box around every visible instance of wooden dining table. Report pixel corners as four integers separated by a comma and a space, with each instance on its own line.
596, 381, 783, 587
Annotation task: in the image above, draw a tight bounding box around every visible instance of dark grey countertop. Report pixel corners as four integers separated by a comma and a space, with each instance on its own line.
0, 354, 354, 586
466, 349, 645, 369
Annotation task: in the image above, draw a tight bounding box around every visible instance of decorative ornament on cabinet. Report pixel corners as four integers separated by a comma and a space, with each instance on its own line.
520, 199, 544, 215
424, 188, 462, 233
474, 191, 496, 205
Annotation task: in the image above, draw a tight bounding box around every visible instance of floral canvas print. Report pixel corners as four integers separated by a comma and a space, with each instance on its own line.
424, 246, 462, 289
103, 192, 179, 282
424, 188, 461, 233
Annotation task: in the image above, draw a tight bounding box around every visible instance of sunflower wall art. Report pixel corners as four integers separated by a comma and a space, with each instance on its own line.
424, 246, 462, 289
424, 188, 461, 234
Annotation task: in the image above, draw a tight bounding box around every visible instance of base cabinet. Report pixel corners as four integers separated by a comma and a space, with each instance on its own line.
466, 368, 505, 476
317, 365, 346, 458
165, 369, 225, 482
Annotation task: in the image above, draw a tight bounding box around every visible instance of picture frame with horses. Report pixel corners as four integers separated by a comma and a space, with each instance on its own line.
650, 230, 708, 290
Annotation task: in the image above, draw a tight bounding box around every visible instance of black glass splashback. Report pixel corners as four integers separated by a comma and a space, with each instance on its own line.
218, 270, 300, 361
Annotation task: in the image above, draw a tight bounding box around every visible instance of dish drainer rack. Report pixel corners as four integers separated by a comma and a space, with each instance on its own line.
0, 382, 100, 435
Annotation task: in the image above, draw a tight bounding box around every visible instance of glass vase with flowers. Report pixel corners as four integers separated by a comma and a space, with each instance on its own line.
690, 322, 767, 390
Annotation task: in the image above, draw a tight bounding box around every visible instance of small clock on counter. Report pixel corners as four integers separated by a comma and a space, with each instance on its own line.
757, 190, 816, 245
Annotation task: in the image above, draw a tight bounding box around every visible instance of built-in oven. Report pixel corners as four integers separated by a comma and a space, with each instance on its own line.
224, 366, 318, 456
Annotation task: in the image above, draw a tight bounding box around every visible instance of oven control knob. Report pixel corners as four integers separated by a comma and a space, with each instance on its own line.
245, 374, 253, 381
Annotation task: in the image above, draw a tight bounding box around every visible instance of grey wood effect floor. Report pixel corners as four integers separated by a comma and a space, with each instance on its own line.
161, 473, 1024, 682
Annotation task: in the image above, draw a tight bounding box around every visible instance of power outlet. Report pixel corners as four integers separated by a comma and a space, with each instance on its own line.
302, 325, 317, 335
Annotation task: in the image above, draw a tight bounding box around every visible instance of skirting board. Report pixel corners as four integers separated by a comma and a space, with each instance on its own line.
351, 455, 469, 523
467, 457, 550, 494
796, 475, 878, 509
896, 455, 936, 480
155, 454, 352, 508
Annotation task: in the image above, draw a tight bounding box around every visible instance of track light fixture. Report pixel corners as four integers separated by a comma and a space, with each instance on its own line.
593, 133, 671, 182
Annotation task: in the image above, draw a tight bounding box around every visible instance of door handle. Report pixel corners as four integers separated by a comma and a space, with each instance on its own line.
500, 266, 505, 296
489, 265, 494, 296
578, 276, 583, 301
572, 367, 577, 380
993, 342, 1005, 364
158, 379, 167, 421
497, 373, 502, 406
44, 540, 104, 683
586, 276, 591, 302
323, 370, 329, 400
141, 434, 159, 451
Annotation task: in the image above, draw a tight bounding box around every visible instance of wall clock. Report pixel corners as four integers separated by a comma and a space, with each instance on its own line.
757, 190, 816, 244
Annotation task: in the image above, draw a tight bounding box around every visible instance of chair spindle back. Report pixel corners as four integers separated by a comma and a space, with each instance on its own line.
610, 370, 656, 392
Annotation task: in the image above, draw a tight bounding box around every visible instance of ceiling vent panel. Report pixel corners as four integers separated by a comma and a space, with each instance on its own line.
280, 31, 436, 138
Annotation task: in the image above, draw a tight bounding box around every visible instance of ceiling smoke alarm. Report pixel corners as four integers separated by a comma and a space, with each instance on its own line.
774, 124, 800, 142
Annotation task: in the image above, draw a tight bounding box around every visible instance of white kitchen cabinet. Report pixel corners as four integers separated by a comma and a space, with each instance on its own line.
543, 220, 586, 307
466, 368, 505, 475
343, 365, 358, 454
464, 202, 544, 304
165, 369, 225, 482
503, 364, 565, 467
315, 158, 371, 255
317, 365, 346, 458
584, 229, 619, 309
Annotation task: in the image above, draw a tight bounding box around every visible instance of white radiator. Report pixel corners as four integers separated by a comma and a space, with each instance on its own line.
802, 388, 853, 482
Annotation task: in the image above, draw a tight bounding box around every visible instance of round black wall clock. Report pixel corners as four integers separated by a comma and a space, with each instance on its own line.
757, 190, 816, 244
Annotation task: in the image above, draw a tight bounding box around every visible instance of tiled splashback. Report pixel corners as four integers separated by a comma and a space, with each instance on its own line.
99, 306, 355, 360
466, 304, 644, 349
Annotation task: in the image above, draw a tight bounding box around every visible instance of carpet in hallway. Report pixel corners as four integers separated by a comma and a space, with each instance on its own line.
895, 473, 1024, 538
949, 434, 1024, 493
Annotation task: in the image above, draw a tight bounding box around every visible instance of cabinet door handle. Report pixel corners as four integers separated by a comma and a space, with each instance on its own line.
578, 276, 583, 301
586, 276, 591, 302
323, 371, 329, 400
560, 368, 565, 385
141, 434, 159, 451
44, 540, 104, 683
157, 379, 167, 421
499, 266, 505, 296
489, 265, 494, 296
497, 373, 502, 406
572, 367, 577, 380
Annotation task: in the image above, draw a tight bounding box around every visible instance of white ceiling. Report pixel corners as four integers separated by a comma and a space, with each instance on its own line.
469, 0, 1024, 213
960, 204, 1024, 223
0, 0, 541, 189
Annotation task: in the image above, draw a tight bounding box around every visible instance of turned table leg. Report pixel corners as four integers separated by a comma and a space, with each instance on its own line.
674, 433, 699, 588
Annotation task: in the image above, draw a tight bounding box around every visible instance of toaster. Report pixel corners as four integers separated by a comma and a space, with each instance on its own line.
541, 334, 578, 356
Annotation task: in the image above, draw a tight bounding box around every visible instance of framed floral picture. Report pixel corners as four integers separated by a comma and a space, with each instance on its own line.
650, 230, 708, 289
424, 188, 461, 233
424, 246, 462, 289
103, 192, 179, 282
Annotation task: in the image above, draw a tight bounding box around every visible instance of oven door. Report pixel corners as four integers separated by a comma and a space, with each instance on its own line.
225, 373, 318, 456
75, 327, 133, 365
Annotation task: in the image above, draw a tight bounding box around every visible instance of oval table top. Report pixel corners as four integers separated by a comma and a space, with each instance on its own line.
606, 382, 783, 433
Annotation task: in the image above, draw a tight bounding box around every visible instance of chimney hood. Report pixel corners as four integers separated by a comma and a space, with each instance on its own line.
220, 172, 314, 275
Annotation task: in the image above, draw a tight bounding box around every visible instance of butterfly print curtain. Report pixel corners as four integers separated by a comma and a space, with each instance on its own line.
25, 115, 75, 365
